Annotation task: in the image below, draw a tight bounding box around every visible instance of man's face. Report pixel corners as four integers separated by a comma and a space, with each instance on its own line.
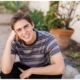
14, 19, 35, 44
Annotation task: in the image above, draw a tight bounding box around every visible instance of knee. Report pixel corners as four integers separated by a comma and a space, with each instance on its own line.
1, 69, 11, 74
1, 71, 10, 79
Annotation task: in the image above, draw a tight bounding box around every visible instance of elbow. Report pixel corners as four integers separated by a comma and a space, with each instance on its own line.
59, 65, 65, 74
1, 62, 12, 74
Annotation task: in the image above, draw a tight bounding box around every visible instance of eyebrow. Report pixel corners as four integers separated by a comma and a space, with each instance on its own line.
24, 24, 29, 28
16, 24, 29, 31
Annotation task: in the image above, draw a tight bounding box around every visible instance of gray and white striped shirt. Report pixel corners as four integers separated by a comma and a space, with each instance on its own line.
11, 30, 61, 67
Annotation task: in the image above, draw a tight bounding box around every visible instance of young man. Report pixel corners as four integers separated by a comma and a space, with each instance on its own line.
1, 12, 65, 79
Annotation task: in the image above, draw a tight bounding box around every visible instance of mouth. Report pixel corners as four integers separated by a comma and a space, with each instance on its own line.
23, 34, 30, 39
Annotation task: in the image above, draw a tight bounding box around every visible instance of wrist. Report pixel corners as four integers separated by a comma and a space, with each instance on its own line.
30, 68, 35, 74
7, 40, 12, 44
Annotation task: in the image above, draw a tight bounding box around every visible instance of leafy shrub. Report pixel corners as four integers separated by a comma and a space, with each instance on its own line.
76, 62, 80, 66
0, 1, 29, 13
29, 9, 48, 31
70, 52, 80, 58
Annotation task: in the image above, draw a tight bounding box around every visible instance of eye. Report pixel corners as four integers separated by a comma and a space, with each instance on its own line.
24, 24, 29, 29
17, 29, 21, 32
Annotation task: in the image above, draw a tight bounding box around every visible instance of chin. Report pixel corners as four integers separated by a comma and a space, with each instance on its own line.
24, 38, 32, 43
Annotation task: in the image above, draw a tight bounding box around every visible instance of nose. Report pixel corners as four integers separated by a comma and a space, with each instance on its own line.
22, 28, 26, 34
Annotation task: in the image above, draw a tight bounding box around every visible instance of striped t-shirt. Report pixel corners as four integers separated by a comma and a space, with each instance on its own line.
11, 30, 61, 67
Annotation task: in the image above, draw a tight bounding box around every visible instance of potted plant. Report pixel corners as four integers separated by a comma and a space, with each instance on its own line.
44, 1, 80, 49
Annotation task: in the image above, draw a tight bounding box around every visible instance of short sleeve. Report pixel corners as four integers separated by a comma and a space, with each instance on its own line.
11, 41, 18, 55
46, 35, 61, 56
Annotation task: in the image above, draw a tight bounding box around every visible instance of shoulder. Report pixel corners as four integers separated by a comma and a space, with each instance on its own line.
36, 30, 55, 39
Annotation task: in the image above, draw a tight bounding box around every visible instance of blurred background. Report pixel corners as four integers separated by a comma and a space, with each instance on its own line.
0, 1, 80, 78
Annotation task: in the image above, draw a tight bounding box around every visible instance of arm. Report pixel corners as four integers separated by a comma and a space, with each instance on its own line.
1, 30, 17, 74
31, 52, 65, 75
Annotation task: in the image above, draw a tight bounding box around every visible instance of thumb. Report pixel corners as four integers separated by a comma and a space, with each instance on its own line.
18, 67, 24, 72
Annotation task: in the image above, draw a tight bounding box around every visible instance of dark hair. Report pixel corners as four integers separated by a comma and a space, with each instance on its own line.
10, 12, 33, 30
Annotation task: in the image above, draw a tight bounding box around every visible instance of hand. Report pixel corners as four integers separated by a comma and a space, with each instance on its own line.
7, 30, 18, 43
18, 67, 32, 79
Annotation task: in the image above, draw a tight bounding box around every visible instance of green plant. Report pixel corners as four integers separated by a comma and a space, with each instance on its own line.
29, 9, 48, 31
44, 1, 80, 30
76, 62, 80, 66
0, 1, 29, 13
44, 1, 63, 30
70, 52, 80, 58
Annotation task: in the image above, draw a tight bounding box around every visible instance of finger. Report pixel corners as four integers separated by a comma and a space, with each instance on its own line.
20, 73, 23, 79
20, 73, 25, 79
18, 67, 24, 72
20, 73, 28, 79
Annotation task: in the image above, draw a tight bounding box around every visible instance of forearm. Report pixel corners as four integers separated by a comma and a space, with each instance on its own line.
1, 41, 13, 73
31, 64, 65, 75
